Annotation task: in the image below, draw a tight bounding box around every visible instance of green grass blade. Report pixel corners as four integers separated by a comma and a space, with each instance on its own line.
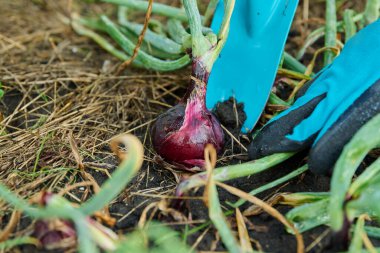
0, 82, 4, 99
33, 132, 53, 173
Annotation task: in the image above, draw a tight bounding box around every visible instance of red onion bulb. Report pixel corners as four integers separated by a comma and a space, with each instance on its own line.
150, 0, 235, 170
151, 72, 224, 170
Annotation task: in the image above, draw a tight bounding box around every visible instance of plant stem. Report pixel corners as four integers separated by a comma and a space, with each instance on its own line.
71, 20, 144, 67
101, 0, 191, 22
286, 198, 330, 233
277, 68, 311, 80
181, 0, 235, 80
365, 226, 380, 239
348, 158, 380, 198
281, 192, 330, 205
75, 217, 100, 253
269, 92, 292, 106
324, 0, 337, 65
183, 0, 210, 58
176, 152, 295, 196
296, 28, 325, 60
79, 134, 143, 215
100, 15, 191, 71
297, 13, 363, 60
283, 52, 308, 74
120, 27, 181, 59
167, 19, 190, 44
364, 0, 380, 25
76, 16, 181, 60
0, 183, 50, 218
216, 0, 234, 41
330, 114, 380, 230
207, 176, 240, 253
203, 0, 219, 26
117, 7, 184, 55
0, 237, 39, 251
231, 164, 308, 208
343, 9, 357, 42
122, 22, 183, 54
206, 0, 235, 71
349, 215, 366, 253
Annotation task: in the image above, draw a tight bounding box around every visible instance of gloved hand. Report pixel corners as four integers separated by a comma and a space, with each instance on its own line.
248, 19, 380, 175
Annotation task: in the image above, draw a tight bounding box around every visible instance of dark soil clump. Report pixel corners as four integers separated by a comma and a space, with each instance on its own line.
213, 97, 247, 136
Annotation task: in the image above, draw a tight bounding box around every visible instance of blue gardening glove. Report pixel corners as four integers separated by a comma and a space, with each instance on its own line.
248, 19, 380, 175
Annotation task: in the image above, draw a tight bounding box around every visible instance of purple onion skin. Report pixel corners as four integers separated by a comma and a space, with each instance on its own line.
151, 60, 224, 170
33, 219, 76, 250
33, 192, 77, 249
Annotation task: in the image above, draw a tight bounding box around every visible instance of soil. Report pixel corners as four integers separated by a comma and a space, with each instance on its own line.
0, 1, 378, 253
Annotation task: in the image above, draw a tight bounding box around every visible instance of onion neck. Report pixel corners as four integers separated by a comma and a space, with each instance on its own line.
182, 57, 210, 104
181, 0, 235, 105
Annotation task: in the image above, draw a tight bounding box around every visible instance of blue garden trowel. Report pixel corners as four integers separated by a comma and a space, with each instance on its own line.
207, 0, 299, 132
